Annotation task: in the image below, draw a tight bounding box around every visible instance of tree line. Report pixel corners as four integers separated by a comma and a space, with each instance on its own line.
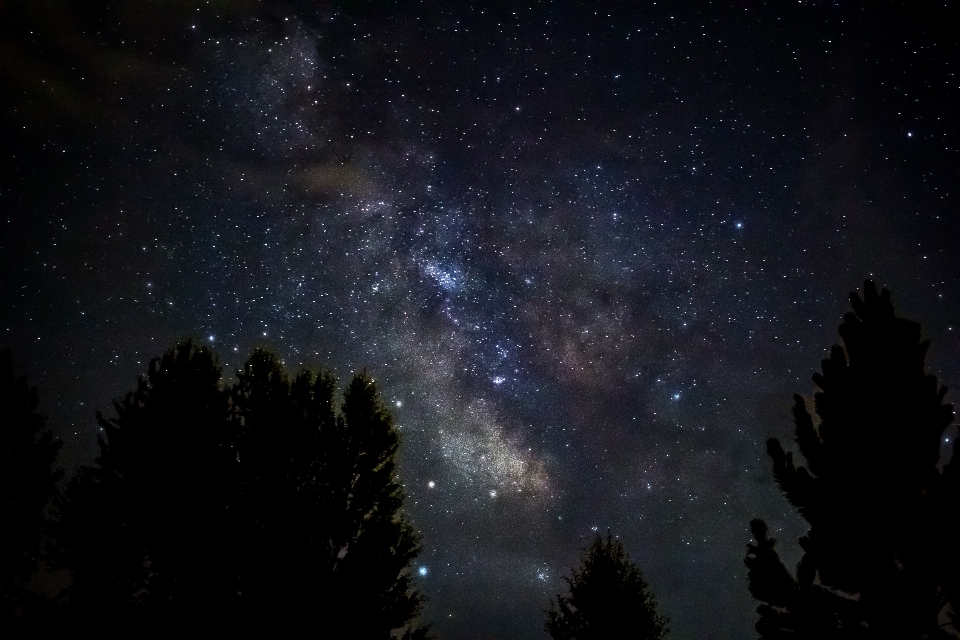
2, 281, 958, 638
2, 346, 427, 638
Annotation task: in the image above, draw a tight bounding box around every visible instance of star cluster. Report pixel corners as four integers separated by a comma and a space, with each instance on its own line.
1, 2, 956, 638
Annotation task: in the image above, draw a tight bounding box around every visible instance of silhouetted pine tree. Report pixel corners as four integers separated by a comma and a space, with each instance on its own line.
56, 343, 427, 637
55, 342, 237, 635
746, 281, 959, 638
0, 349, 62, 635
546, 531, 668, 640
230, 349, 337, 628
325, 371, 425, 638
232, 351, 426, 638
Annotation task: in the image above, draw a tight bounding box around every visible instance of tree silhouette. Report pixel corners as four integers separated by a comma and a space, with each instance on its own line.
232, 351, 426, 638
230, 349, 336, 628
324, 371, 425, 638
546, 531, 668, 640
55, 342, 236, 634
57, 343, 427, 637
0, 349, 62, 634
746, 281, 959, 638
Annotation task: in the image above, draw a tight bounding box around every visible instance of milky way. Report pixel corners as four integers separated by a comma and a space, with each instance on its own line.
2, 2, 957, 638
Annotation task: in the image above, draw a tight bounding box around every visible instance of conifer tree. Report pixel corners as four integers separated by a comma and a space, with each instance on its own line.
324, 371, 425, 638
56, 342, 236, 633
546, 531, 668, 640
57, 344, 427, 637
230, 349, 338, 627
232, 352, 426, 638
746, 281, 959, 638
0, 349, 62, 634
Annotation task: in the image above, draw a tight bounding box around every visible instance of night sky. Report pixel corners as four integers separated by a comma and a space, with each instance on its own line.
1, 1, 957, 638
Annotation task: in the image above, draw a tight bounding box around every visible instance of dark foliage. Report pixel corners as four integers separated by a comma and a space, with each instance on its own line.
55, 342, 236, 634
0, 349, 62, 635
56, 342, 426, 637
323, 371, 426, 637
746, 281, 959, 638
233, 350, 426, 638
546, 531, 668, 640
230, 349, 337, 628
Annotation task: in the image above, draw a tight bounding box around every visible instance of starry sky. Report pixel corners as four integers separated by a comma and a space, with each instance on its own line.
1, 1, 957, 638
